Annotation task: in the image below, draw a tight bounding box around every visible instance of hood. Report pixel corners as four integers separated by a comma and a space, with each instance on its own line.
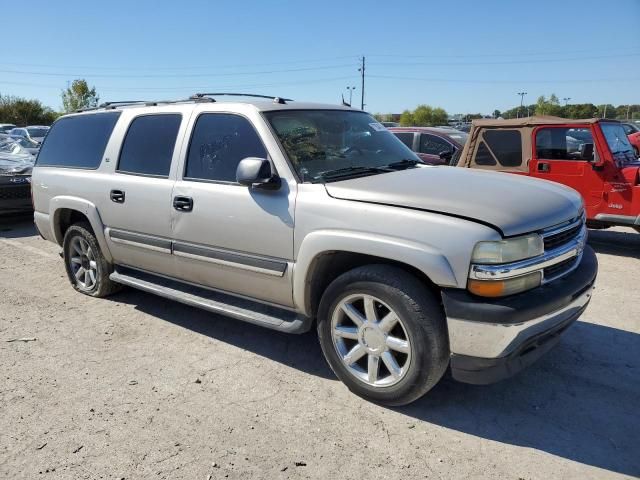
0, 153, 35, 175
324, 166, 583, 237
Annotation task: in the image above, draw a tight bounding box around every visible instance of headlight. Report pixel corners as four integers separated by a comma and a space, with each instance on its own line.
468, 271, 542, 297
471, 234, 544, 264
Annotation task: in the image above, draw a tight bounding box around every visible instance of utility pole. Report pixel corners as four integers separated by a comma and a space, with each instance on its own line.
626, 104, 631, 120
517, 92, 527, 118
346, 86, 356, 106
603, 104, 608, 118
563, 97, 571, 106
358, 56, 365, 110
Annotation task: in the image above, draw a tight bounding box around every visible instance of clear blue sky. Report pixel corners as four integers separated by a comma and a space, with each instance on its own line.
1, 0, 639, 115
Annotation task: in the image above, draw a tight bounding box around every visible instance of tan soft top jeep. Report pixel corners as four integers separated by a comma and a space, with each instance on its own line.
455, 116, 640, 232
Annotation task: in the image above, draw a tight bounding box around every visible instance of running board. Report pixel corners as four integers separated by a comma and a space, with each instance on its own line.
110, 266, 311, 334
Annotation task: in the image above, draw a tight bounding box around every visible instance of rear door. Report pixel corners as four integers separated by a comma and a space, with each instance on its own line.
99, 111, 186, 276
530, 126, 606, 208
170, 111, 296, 307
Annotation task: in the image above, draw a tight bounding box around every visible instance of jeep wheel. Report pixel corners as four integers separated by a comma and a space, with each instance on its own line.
63, 222, 121, 297
317, 265, 449, 406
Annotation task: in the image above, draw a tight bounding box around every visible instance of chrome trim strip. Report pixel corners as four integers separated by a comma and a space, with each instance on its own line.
470, 226, 587, 282
541, 214, 584, 238
447, 285, 594, 358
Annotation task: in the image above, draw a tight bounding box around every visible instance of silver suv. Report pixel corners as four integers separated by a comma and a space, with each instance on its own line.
31, 94, 597, 405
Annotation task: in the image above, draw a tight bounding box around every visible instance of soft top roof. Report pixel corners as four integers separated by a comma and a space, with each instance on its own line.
470, 115, 618, 127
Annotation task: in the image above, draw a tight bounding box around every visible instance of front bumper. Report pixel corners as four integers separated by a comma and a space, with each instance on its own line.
0, 178, 32, 215
442, 245, 597, 384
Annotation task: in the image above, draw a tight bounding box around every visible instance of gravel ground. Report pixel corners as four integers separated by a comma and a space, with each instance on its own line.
1, 216, 638, 480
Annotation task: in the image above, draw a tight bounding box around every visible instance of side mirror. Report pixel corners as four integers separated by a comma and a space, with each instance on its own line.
236, 157, 281, 190
439, 149, 453, 161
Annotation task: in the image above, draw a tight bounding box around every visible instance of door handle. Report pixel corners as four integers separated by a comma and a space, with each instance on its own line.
173, 196, 193, 212
110, 189, 125, 203
537, 162, 551, 173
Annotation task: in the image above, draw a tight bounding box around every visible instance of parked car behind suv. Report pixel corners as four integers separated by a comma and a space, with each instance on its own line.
621, 122, 640, 157
456, 116, 640, 233
10, 125, 49, 144
388, 126, 468, 165
32, 96, 596, 405
0, 137, 35, 214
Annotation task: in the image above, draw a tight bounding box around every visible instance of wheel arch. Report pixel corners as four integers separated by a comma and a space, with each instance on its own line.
294, 230, 458, 317
50, 196, 113, 262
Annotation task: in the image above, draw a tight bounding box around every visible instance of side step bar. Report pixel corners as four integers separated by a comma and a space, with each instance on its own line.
110, 266, 311, 334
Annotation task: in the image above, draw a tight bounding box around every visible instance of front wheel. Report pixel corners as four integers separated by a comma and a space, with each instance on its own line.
317, 265, 449, 406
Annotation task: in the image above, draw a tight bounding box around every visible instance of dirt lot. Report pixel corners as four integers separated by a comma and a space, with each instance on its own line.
0, 216, 638, 480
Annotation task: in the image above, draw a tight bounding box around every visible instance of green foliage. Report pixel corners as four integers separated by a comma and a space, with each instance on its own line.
0, 94, 60, 126
399, 110, 415, 126
400, 105, 448, 126
492, 110, 501, 118
535, 94, 563, 116
62, 79, 99, 113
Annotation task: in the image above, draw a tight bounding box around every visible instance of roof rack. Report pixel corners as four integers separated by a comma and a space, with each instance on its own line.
74, 93, 292, 113
190, 93, 292, 104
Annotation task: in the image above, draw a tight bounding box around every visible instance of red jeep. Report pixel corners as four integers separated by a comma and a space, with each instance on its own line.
456, 116, 640, 232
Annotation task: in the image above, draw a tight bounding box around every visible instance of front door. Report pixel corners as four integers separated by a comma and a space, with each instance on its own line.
530, 125, 606, 209
170, 112, 296, 308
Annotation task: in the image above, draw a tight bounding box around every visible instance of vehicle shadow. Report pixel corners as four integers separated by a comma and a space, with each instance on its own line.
588, 228, 640, 259
397, 320, 640, 477
108, 288, 335, 380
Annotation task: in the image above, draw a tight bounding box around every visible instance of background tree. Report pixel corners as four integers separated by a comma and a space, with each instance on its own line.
596, 104, 617, 119
492, 109, 501, 118
399, 109, 415, 126
0, 94, 59, 125
62, 79, 99, 113
535, 94, 563, 116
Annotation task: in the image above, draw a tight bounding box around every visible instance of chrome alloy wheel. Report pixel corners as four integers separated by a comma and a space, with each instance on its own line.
331, 294, 411, 387
69, 236, 98, 291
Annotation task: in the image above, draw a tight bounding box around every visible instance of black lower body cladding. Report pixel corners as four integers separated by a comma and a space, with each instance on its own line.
442, 246, 598, 384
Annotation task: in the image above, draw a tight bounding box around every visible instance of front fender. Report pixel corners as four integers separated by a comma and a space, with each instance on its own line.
50, 196, 113, 262
293, 229, 458, 315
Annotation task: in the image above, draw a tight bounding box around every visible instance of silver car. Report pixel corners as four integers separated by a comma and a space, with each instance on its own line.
31, 95, 597, 405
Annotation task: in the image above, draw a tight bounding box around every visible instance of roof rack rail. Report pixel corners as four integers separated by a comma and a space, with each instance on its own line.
190, 93, 293, 104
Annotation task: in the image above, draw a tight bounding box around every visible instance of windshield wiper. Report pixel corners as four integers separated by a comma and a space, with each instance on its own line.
384, 159, 424, 169
312, 165, 393, 182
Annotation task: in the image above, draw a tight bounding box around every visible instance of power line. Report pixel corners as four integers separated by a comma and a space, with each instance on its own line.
367, 74, 640, 84
0, 63, 355, 79
368, 52, 640, 67
366, 48, 640, 59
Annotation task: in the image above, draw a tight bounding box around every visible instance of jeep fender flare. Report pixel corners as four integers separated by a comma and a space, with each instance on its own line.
50, 196, 113, 263
293, 229, 458, 316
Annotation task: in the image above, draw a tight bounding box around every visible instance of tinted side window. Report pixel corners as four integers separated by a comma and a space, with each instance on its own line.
483, 130, 522, 166
117, 114, 181, 176
419, 134, 452, 155
393, 132, 415, 149
36, 112, 121, 168
185, 114, 267, 182
536, 127, 594, 161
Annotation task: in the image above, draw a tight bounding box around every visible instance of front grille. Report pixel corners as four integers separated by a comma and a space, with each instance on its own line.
543, 222, 582, 251
544, 256, 578, 280
0, 185, 31, 200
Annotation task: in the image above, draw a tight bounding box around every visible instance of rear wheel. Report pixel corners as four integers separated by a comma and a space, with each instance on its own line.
62, 222, 121, 297
317, 265, 449, 406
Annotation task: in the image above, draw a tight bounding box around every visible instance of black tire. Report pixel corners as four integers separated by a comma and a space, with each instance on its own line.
317, 265, 449, 406
62, 222, 121, 298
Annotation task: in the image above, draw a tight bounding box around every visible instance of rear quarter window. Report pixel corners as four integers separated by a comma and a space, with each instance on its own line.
483, 130, 522, 167
36, 112, 121, 169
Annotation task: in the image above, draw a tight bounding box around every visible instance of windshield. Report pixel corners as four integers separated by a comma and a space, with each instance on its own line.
27, 127, 49, 138
601, 123, 637, 167
264, 110, 420, 182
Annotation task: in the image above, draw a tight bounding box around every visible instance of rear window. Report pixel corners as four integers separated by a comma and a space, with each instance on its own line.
117, 114, 182, 177
36, 112, 121, 169
393, 132, 414, 149
483, 130, 522, 166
